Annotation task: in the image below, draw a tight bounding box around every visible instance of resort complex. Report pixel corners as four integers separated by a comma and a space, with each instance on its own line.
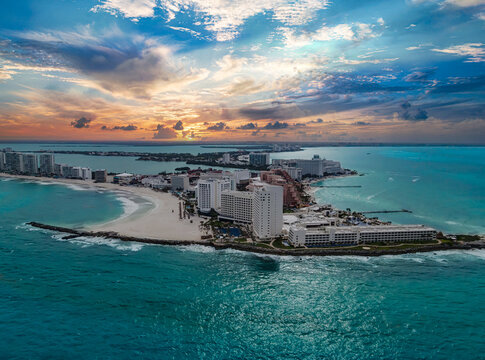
0, 146, 443, 250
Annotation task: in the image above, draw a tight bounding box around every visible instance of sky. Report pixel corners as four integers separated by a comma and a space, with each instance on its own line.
0, 0, 484, 143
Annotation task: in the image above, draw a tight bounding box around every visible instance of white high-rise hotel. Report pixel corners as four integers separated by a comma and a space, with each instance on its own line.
220, 191, 253, 223
252, 184, 283, 239
196, 178, 231, 213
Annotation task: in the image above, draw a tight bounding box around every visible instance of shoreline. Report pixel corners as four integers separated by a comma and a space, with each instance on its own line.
27, 221, 485, 257
1, 173, 209, 242
3, 173, 484, 257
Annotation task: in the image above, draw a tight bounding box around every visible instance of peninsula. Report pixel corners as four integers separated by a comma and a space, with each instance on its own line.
1, 147, 483, 257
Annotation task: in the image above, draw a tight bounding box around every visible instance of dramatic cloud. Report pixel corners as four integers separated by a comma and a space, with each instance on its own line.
206, 122, 228, 131
398, 102, 429, 121
101, 124, 138, 130
153, 124, 177, 139
71, 117, 91, 128
173, 120, 184, 130
3, 28, 202, 98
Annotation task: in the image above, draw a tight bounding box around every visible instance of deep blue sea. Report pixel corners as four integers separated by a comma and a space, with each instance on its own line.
1, 144, 485, 359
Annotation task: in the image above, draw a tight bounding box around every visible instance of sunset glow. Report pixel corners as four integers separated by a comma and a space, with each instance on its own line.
0, 0, 484, 143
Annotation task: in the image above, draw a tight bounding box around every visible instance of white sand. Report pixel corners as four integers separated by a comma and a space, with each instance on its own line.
1, 174, 209, 241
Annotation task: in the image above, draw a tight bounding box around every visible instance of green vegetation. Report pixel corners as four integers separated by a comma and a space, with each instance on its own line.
273, 238, 290, 249
234, 237, 247, 243
457, 234, 481, 242
255, 243, 272, 248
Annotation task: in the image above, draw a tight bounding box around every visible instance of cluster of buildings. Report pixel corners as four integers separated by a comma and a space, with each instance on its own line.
0, 148, 107, 182
272, 154, 345, 177
2, 146, 437, 247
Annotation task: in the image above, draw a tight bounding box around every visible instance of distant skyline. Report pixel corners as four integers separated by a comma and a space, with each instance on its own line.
0, 0, 484, 143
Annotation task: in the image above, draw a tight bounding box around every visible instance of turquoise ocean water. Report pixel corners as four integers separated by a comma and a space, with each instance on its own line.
1, 143, 482, 234
1, 144, 484, 358
1, 178, 485, 358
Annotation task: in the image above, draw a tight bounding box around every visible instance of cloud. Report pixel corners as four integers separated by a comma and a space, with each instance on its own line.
173, 120, 184, 130
404, 68, 436, 82
71, 117, 91, 128
4, 27, 203, 99
352, 121, 371, 126
398, 102, 429, 121
412, 0, 485, 7
206, 122, 227, 131
429, 75, 485, 94
153, 124, 177, 139
280, 21, 383, 48
308, 118, 324, 124
444, 0, 485, 7
239, 104, 306, 120
101, 124, 138, 131
237, 122, 258, 129
213, 55, 247, 81
263, 121, 289, 129
94, 0, 330, 41
91, 0, 157, 18
432, 43, 484, 62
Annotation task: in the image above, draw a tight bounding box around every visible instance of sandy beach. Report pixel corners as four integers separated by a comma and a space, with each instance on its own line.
0, 174, 208, 241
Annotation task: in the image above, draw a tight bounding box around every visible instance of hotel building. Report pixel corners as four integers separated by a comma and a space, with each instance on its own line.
249, 153, 270, 167
94, 169, 107, 183
23, 154, 38, 174
39, 154, 55, 175
81, 168, 92, 180
219, 191, 253, 224
272, 155, 344, 177
0, 152, 5, 171
289, 224, 437, 247
196, 178, 231, 213
5, 152, 24, 173
252, 184, 283, 239
171, 174, 190, 191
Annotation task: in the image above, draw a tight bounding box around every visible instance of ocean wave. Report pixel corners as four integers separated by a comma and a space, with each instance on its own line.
176, 244, 216, 253
115, 196, 140, 219
412, 177, 420, 182
15, 223, 52, 233
51, 233, 143, 252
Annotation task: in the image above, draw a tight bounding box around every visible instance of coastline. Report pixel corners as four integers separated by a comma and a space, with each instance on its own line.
0, 173, 209, 242
26, 221, 485, 257
4, 173, 484, 257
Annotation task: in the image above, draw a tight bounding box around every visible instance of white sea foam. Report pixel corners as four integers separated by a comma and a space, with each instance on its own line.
115, 195, 140, 219
176, 244, 216, 253
51, 233, 143, 251
15, 223, 52, 233
388, 177, 394, 182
